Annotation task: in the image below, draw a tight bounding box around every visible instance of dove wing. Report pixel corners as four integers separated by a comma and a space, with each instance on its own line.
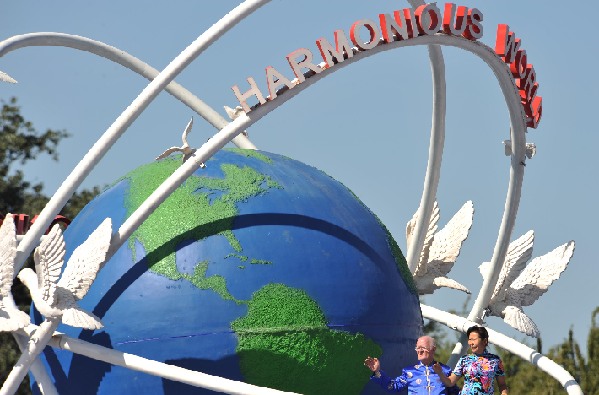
0, 295, 29, 331
0, 316, 22, 332
34, 224, 66, 306
181, 117, 193, 144
0, 215, 17, 297
224, 105, 244, 120
491, 230, 535, 301
155, 147, 183, 160
407, 201, 440, 275
432, 277, 470, 294
58, 218, 112, 300
61, 306, 104, 329
0, 71, 17, 84
508, 241, 575, 307
503, 305, 540, 338
427, 201, 474, 276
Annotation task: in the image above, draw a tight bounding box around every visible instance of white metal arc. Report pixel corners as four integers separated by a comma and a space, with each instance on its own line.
421, 304, 583, 395
0, 33, 256, 149
16, 327, 300, 395
10, 0, 271, 276
405, 43, 446, 275
0, 319, 59, 395
405, 0, 446, 282
12, 334, 57, 395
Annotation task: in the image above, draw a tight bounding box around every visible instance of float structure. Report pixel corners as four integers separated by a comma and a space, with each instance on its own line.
0, 0, 581, 394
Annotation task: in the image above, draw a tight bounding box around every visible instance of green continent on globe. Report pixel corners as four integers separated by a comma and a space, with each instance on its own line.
232, 283, 382, 394
120, 149, 280, 300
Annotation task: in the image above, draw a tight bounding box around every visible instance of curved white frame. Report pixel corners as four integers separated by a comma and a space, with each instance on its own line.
0, 1, 577, 394
405, 0, 446, 278
0, 33, 257, 150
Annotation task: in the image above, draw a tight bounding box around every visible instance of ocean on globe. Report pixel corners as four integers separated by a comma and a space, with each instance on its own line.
32, 148, 423, 395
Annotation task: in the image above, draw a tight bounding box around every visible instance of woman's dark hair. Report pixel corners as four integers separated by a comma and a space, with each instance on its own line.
466, 325, 489, 340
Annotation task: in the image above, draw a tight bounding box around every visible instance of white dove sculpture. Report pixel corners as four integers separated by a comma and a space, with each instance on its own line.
224, 105, 250, 137
406, 200, 473, 295
224, 105, 244, 120
17, 218, 112, 330
503, 139, 537, 159
156, 117, 199, 163
0, 214, 31, 331
479, 230, 575, 338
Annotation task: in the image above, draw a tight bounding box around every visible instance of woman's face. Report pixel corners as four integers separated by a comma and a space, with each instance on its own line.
468, 332, 488, 354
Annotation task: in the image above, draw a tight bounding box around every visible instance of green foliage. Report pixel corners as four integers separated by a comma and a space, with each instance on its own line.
586, 307, 599, 392
543, 307, 599, 394
0, 97, 67, 214
0, 334, 22, 374
0, 333, 31, 395
493, 308, 599, 394
61, 186, 102, 220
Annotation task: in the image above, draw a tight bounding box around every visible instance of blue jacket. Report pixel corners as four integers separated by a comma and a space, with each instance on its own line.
371, 361, 460, 394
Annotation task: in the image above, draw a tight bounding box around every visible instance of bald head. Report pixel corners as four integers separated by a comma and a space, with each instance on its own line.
415, 336, 436, 364
418, 336, 436, 350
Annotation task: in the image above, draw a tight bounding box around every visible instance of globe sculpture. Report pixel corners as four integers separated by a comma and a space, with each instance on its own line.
32, 148, 422, 395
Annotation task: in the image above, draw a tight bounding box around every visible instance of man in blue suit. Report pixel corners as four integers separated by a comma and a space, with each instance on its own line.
364, 336, 459, 394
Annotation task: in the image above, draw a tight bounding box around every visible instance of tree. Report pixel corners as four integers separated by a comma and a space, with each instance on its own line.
544, 307, 599, 394
497, 307, 599, 394
586, 307, 599, 392
0, 97, 68, 215
0, 97, 100, 395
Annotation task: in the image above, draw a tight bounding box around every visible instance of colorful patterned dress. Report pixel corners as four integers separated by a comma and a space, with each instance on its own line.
452, 350, 505, 394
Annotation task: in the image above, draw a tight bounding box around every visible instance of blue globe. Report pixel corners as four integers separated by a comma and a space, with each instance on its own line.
32, 148, 422, 394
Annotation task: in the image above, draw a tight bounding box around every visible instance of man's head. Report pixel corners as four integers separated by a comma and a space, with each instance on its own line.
415, 336, 436, 365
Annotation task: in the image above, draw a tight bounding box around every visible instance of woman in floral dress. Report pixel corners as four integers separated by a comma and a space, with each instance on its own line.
433, 326, 508, 395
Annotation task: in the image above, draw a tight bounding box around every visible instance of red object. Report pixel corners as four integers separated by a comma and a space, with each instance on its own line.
0, 214, 71, 235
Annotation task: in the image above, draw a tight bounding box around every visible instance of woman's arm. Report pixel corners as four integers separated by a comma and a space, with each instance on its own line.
497, 375, 508, 394
432, 363, 459, 386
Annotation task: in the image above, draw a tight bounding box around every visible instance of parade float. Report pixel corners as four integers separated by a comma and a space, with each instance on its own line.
0, 1, 581, 394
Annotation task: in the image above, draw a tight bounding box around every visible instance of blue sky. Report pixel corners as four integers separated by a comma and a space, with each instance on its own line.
2, 0, 597, 357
